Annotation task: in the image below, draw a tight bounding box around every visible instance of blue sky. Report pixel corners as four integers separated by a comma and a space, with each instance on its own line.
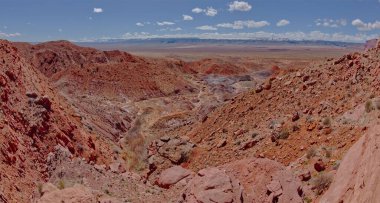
0, 0, 380, 42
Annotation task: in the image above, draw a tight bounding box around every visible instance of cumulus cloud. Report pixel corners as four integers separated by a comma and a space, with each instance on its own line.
315, 19, 347, 28
205, 7, 218, 16
192, 7, 204, 13
217, 20, 270, 29
183, 15, 193, 21
157, 21, 175, 26
196, 25, 218, 31
276, 19, 290, 27
352, 19, 380, 31
158, 27, 182, 32
228, 1, 252, 12
93, 8, 103, 13
192, 7, 217, 17
0, 32, 21, 37
136, 22, 144, 26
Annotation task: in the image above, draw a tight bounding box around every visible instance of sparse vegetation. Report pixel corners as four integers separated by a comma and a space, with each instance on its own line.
333, 161, 341, 170
123, 134, 148, 171
251, 132, 258, 138
303, 196, 313, 203
306, 148, 317, 159
278, 128, 290, 139
322, 117, 331, 127
57, 179, 65, 190
313, 173, 332, 195
365, 100, 374, 113
37, 183, 43, 196
322, 146, 332, 158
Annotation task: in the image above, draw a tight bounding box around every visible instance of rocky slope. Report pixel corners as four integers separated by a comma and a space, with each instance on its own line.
0, 40, 116, 202
144, 39, 380, 201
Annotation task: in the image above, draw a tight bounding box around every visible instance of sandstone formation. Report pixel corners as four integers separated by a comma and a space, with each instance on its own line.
320, 125, 380, 203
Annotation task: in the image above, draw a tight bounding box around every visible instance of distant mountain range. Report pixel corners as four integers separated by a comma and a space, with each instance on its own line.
77, 38, 362, 48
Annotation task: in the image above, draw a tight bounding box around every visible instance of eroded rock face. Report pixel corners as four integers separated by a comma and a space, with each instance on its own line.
320, 125, 380, 203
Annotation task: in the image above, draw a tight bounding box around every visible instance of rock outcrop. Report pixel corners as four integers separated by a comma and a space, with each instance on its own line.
320, 125, 380, 203
36, 183, 120, 203
179, 167, 244, 203
178, 158, 303, 203
0, 39, 107, 203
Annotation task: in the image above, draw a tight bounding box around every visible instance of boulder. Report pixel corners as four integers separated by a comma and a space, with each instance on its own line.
156, 166, 192, 189
314, 159, 326, 172
292, 112, 300, 122
298, 170, 311, 181
255, 85, 263, 93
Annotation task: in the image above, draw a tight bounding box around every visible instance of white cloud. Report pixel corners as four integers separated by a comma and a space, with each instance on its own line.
276, 19, 290, 27
157, 21, 175, 26
217, 20, 270, 29
0, 32, 21, 37
205, 7, 218, 17
183, 15, 193, 21
192, 7, 217, 17
192, 8, 204, 13
171, 27, 183, 31
228, 1, 252, 12
315, 19, 347, 28
196, 25, 218, 31
136, 22, 144, 26
93, 8, 103, 13
352, 19, 380, 31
